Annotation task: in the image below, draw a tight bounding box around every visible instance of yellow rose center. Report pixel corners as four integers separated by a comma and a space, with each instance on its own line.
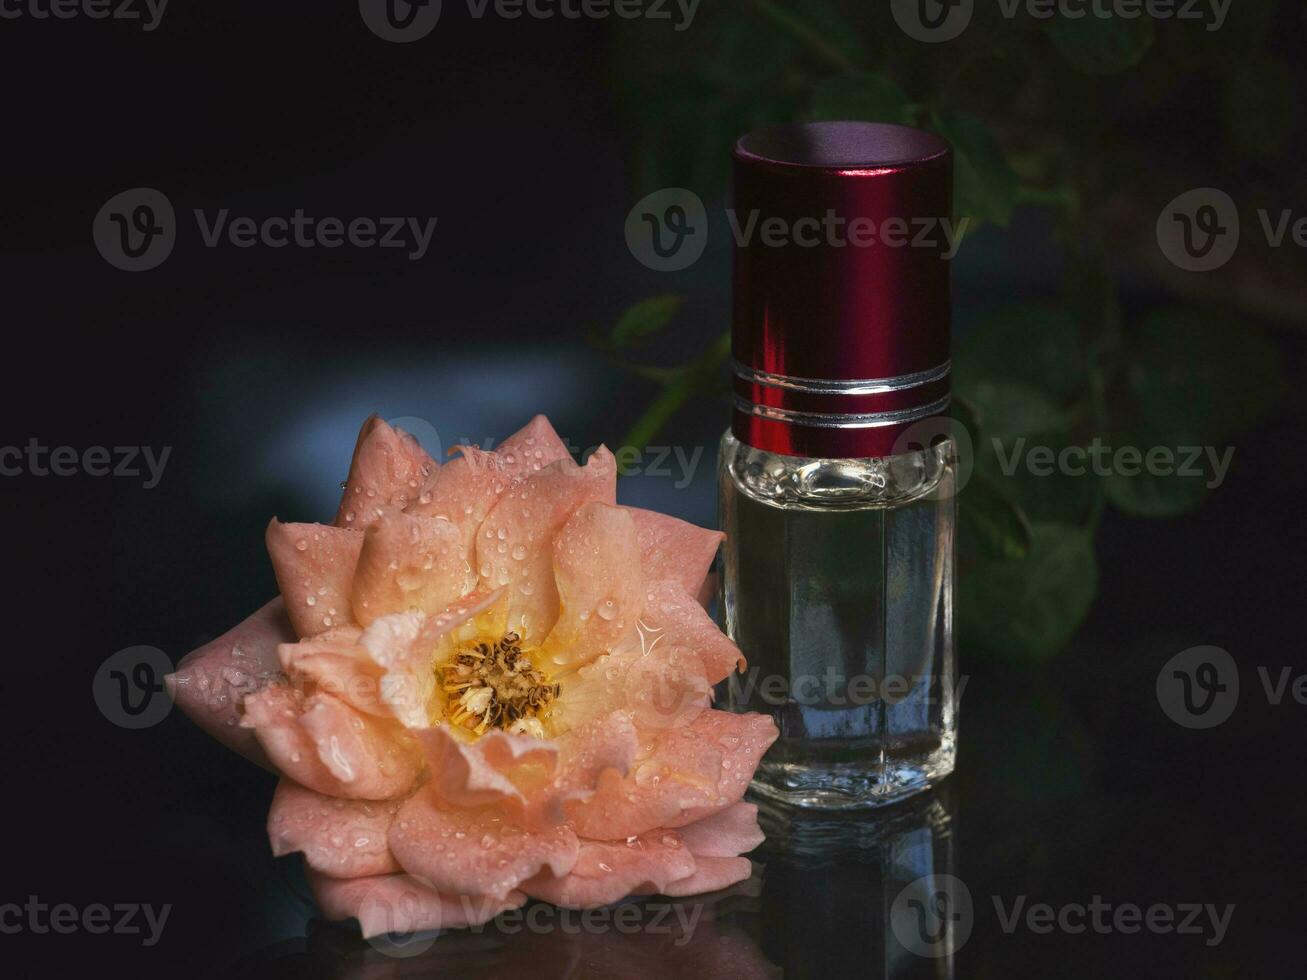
439, 632, 558, 736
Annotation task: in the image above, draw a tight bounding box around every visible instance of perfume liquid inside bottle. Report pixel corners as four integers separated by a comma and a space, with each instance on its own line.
720, 433, 956, 809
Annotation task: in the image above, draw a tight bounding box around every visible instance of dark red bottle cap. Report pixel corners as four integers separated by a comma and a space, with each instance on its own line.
731, 121, 953, 458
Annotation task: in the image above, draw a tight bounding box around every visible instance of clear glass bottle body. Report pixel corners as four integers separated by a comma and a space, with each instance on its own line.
718, 429, 956, 809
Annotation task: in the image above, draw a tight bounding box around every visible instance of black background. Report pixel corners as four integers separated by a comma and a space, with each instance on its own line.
2, 3, 1304, 977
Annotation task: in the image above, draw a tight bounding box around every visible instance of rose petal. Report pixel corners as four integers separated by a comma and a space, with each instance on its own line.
306, 869, 524, 937
497, 414, 572, 473
243, 686, 421, 799
297, 693, 424, 799
566, 710, 777, 839
676, 802, 764, 858
475, 447, 617, 645
624, 507, 724, 599
283, 646, 389, 718
166, 598, 292, 768
641, 579, 745, 685
522, 832, 696, 909
335, 417, 435, 529
350, 508, 468, 627
267, 778, 402, 878
266, 520, 364, 637
661, 857, 754, 897
417, 725, 560, 810
552, 639, 710, 735
389, 788, 578, 901
540, 502, 643, 672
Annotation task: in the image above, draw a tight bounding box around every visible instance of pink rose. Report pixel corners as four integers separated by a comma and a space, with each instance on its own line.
169, 414, 777, 934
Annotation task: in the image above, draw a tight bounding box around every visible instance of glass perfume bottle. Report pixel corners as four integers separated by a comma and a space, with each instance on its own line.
719, 122, 958, 810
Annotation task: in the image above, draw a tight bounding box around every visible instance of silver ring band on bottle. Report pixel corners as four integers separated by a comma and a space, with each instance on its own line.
732, 360, 951, 396
733, 393, 952, 429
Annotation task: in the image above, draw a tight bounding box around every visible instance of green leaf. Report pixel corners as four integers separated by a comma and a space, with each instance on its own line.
705, 13, 799, 89
931, 110, 1019, 228
1046, 12, 1155, 74
965, 380, 1069, 441
959, 523, 1098, 661
809, 73, 912, 124
610, 295, 681, 349
1127, 307, 1287, 446
954, 305, 1084, 401
1101, 440, 1212, 517
959, 470, 1033, 561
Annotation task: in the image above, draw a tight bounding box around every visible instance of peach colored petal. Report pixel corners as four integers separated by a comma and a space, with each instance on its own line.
641, 579, 745, 685
417, 725, 560, 811
166, 598, 292, 768
297, 693, 424, 799
496, 414, 572, 474
623, 507, 724, 599
276, 625, 364, 672
266, 520, 363, 638
522, 832, 696, 909
350, 508, 468, 627
243, 686, 421, 799
267, 778, 402, 878
540, 502, 643, 672
335, 417, 435, 529
566, 710, 777, 839
661, 857, 754, 897
676, 802, 764, 858
241, 683, 348, 794
552, 640, 710, 735
476, 447, 617, 645
358, 590, 503, 728
286, 651, 388, 717
306, 868, 525, 937
389, 789, 578, 901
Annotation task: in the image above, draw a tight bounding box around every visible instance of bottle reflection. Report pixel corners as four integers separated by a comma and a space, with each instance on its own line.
753, 786, 958, 977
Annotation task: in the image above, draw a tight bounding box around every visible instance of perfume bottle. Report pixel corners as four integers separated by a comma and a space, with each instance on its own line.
719, 122, 957, 810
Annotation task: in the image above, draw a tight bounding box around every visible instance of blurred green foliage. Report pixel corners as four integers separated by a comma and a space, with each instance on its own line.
605, 0, 1292, 660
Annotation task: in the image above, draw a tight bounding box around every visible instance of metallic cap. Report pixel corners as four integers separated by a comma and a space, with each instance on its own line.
731, 121, 953, 458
